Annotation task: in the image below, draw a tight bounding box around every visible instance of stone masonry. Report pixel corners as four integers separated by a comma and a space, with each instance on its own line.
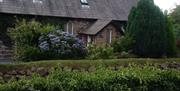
0, 40, 12, 60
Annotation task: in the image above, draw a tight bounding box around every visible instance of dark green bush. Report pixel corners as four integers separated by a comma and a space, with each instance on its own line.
0, 66, 179, 91
112, 34, 134, 53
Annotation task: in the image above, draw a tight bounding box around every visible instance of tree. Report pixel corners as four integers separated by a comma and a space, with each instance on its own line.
165, 14, 177, 57
170, 5, 180, 47
127, 0, 167, 57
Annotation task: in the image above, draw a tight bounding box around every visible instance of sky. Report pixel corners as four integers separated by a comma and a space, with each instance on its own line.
154, 0, 180, 12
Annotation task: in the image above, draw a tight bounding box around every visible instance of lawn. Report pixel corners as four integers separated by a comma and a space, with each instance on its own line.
0, 58, 180, 72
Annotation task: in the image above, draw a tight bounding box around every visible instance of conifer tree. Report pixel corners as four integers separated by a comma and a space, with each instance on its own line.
127, 0, 167, 57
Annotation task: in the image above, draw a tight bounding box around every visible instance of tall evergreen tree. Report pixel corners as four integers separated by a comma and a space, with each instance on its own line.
127, 0, 167, 57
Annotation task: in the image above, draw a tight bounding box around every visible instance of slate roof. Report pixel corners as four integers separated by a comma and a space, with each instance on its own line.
82, 19, 111, 35
0, 0, 137, 21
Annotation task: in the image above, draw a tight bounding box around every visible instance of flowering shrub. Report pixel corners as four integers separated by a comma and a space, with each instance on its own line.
39, 30, 87, 59
9, 19, 87, 61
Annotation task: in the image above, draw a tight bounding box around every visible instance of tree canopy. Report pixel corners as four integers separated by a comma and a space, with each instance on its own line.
170, 5, 180, 39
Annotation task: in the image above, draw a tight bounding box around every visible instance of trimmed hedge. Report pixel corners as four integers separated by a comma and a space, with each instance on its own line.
0, 66, 179, 91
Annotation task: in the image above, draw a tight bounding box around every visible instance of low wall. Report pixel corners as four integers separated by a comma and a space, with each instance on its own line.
0, 60, 180, 82
0, 41, 12, 60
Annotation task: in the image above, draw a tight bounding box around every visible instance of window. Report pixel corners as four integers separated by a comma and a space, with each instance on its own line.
64, 22, 74, 35
87, 35, 94, 46
82, 5, 90, 8
81, 0, 88, 5
109, 30, 112, 43
106, 30, 112, 44
121, 26, 125, 33
87, 35, 92, 43
80, 0, 90, 8
33, 0, 43, 4
0, 0, 3, 2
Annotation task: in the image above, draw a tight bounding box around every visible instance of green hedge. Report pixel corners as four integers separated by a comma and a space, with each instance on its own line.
0, 66, 179, 91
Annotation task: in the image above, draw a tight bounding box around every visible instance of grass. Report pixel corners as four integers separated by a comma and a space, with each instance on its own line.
0, 58, 180, 72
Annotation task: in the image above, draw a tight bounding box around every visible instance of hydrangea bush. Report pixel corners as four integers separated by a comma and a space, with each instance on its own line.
39, 30, 87, 59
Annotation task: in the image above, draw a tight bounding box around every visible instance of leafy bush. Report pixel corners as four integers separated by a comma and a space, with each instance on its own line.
0, 66, 179, 91
86, 44, 114, 59
9, 19, 45, 61
38, 30, 87, 59
9, 19, 87, 61
112, 34, 134, 53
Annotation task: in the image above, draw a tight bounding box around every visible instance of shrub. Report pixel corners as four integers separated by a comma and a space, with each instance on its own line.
38, 30, 87, 59
9, 19, 45, 61
9, 19, 87, 61
86, 44, 114, 59
0, 66, 179, 91
14, 45, 41, 61
127, 0, 167, 57
112, 34, 134, 53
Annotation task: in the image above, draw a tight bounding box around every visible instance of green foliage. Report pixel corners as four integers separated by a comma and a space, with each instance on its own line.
86, 44, 114, 59
165, 15, 177, 57
112, 34, 134, 53
0, 66, 179, 91
8, 19, 55, 61
9, 19, 87, 61
127, 0, 167, 57
127, 7, 137, 34
170, 5, 180, 40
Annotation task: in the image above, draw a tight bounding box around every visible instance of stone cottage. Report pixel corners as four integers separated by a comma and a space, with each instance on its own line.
0, 0, 137, 59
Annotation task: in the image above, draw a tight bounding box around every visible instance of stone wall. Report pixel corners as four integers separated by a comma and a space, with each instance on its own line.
0, 41, 12, 60
0, 62, 180, 82
94, 24, 121, 45
66, 20, 122, 45
71, 19, 94, 36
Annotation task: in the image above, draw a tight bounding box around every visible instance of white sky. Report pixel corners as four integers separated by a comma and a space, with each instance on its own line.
154, 0, 180, 12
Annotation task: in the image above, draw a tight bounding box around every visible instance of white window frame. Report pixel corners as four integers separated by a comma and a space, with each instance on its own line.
65, 22, 74, 35
71, 23, 74, 35
66, 23, 69, 33
82, 5, 90, 8
80, 0, 90, 8
109, 30, 112, 43
87, 35, 91, 43
121, 26, 125, 33
33, 0, 43, 4
0, 0, 3, 2
81, 0, 88, 4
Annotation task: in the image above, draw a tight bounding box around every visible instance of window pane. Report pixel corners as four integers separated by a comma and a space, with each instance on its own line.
33, 0, 43, 4
81, 0, 88, 3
